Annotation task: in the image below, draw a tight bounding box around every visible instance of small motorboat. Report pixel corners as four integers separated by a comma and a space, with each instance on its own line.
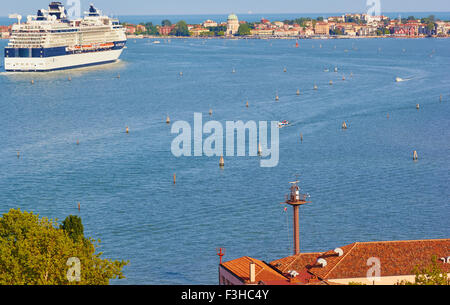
153, 40, 161, 44
278, 120, 289, 128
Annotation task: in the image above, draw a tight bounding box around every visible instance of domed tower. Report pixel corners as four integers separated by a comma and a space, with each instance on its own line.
226, 13, 239, 35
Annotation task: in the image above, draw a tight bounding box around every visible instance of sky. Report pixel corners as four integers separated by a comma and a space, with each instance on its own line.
1, 0, 449, 16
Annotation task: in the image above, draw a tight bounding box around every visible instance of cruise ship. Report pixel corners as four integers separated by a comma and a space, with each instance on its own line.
4, 2, 126, 72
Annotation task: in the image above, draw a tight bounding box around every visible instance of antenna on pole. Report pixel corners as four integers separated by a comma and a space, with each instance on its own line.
280, 177, 311, 255
216, 248, 225, 264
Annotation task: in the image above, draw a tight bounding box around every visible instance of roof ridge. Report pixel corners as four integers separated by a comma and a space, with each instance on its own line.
322, 242, 359, 279
357, 238, 450, 244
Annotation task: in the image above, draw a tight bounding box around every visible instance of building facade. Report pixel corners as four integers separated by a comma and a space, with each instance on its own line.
226, 14, 239, 36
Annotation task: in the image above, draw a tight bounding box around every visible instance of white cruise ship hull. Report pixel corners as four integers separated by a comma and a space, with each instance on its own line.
5, 49, 124, 72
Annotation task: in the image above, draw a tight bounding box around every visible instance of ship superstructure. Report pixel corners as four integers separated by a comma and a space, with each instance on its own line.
4, 2, 126, 72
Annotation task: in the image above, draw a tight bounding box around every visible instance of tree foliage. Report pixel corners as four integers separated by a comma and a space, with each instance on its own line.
0, 209, 128, 285
172, 20, 190, 36
397, 256, 449, 285
237, 23, 251, 36
60, 215, 84, 242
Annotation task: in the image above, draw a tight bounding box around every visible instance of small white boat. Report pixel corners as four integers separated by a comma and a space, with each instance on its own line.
278, 120, 289, 128
153, 40, 161, 44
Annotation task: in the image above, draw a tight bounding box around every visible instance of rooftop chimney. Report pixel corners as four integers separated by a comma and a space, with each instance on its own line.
249, 262, 256, 283
317, 258, 327, 267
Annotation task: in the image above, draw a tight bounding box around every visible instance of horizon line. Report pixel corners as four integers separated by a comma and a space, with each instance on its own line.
1, 10, 450, 18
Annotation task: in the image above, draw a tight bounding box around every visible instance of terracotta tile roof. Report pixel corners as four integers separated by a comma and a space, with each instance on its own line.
221, 256, 287, 284
271, 239, 450, 281
270, 252, 322, 273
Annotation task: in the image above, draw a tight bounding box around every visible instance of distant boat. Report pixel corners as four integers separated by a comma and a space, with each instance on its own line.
153, 40, 161, 44
278, 120, 289, 128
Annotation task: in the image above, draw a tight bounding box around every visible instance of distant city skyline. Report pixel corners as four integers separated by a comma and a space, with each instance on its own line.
1, 0, 450, 16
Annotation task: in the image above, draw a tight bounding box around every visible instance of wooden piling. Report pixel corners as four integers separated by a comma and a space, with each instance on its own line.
413, 150, 418, 161
219, 155, 224, 167
173, 173, 176, 184
166, 116, 170, 124
342, 121, 347, 129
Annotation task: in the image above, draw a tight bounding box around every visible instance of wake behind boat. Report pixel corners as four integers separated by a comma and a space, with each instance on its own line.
4, 2, 126, 72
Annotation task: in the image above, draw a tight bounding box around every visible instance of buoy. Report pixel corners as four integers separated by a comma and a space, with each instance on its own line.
209, 109, 213, 116
350, 72, 353, 78
173, 173, 176, 184
17, 151, 20, 159
232, 68, 235, 73
76, 139, 79, 145
258, 144, 262, 156
313, 84, 318, 90
416, 104, 420, 110
342, 75, 346, 81
179, 71, 183, 76
342, 121, 347, 129
329, 80, 333, 85
275, 95, 279, 101
413, 150, 418, 161
77, 202, 80, 211
296, 89, 300, 95
219, 155, 224, 167
166, 116, 170, 124
334, 67, 338, 72
246, 101, 249, 108
31, 80, 34, 84
283, 67, 287, 72
126, 126, 129, 134
300, 133, 303, 143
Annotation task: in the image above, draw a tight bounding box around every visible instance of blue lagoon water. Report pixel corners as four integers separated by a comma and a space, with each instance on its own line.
0, 37, 449, 284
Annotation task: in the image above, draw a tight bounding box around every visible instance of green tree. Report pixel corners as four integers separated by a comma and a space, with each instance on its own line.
161, 19, 172, 27
397, 256, 449, 285
237, 23, 251, 36
172, 20, 190, 36
60, 215, 84, 242
0, 209, 128, 285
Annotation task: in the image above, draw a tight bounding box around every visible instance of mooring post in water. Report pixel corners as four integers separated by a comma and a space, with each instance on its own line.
166, 116, 170, 124
300, 133, 303, 143
296, 89, 300, 95
416, 104, 420, 110
31, 79, 34, 85
246, 101, 249, 108
78, 202, 80, 211
126, 126, 129, 134
173, 173, 176, 184
209, 108, 212, 116
17, 151, 20, 159
342, 121, 347, 129
258, 143, 262, 156
219, 155, 224, 168
413, 150, 418, 161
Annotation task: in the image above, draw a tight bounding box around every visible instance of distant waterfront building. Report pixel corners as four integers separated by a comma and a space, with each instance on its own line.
203, 19, 217, 28
226, 14, 240, 35
314, 22, 330, 36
